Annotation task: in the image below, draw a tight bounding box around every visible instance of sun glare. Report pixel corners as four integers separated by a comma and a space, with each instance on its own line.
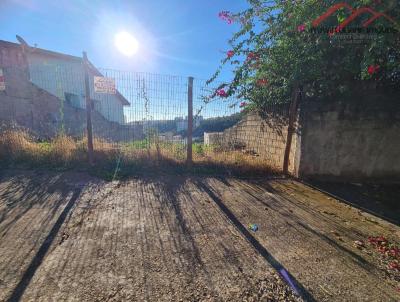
115, 31, 139, 57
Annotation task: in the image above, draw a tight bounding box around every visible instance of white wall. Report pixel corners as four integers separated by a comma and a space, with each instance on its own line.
27, 53, 125, 124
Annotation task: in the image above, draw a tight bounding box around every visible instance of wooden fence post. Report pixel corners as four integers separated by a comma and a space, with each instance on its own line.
283, 85, 301, 175
83, 51, 94, 166
187, 76, 194, 166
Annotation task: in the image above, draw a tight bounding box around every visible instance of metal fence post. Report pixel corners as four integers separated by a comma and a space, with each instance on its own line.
283, 84, 301, 175
83, 51, 94, 166
187, 76, 194, 166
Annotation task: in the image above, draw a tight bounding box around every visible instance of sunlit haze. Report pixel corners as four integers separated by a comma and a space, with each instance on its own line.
115, 31, 139, 57
0, 0, 247, 79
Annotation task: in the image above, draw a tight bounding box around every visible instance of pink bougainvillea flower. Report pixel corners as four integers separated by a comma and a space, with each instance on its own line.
389, 247, 400, 257
297, 24, 306, 32
218, 11, 234, 24
216, 89, 227, 98
247, 52, 256, 60
218, 11, 229, 19
335, 25, 343, 33
227, 50, 234, 58
240, 16, 250, 25
250, 62, 261, 69
327, 26, 343, 37
388, 261, 399, 270
246, 52, 259, 62
257, 78, 268, 86
378, 246, 388, 254
239, 102, 247, 108
367, 65, 380, 75
368, 236, 387, 245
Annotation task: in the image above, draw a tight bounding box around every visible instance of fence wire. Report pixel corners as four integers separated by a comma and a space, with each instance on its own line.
0, 64, 293, 177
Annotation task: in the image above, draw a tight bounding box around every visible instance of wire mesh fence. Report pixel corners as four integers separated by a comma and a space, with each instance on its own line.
95, 69, 190, 166
0, 62, 294, 177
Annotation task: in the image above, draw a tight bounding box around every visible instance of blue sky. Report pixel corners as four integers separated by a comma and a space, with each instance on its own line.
0, 0, 249, 82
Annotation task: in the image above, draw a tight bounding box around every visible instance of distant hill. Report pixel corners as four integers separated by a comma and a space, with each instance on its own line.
129, 112, 243, 138
127, 119, 176, 133
192, 113, 242, 137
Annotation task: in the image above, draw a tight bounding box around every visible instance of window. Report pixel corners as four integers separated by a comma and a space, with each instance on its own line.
64, 92, 81, 108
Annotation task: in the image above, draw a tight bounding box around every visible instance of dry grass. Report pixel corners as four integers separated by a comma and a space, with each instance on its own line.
0, 130, 279, 178
0, 130, 85, 168
0, 130, 43, 163
193, 149, 280, 175
50, 135, 82, 165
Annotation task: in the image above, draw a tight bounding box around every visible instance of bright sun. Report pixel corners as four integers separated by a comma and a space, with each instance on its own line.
115, 31, 139, 57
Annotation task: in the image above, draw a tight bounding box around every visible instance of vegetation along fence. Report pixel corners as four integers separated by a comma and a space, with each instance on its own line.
0, 58, 298, 177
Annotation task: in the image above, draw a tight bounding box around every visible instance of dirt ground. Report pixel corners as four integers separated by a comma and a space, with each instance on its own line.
0, 169, 399, 302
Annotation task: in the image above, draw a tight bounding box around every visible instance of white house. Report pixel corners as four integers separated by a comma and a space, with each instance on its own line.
20, 40, 129, 124
175, 116, 203, 132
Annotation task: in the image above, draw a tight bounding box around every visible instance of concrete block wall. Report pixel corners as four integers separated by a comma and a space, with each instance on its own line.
216, 108, 298, 173
298, 97, 400, 182
204, 132, 224, 146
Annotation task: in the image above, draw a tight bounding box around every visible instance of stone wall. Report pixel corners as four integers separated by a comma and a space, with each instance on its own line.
210, 106, 299, 173
299, 97, 400, 182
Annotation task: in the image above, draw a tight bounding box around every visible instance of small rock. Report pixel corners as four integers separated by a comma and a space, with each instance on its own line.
354, 240, 364, 249
59, 232, 69, 245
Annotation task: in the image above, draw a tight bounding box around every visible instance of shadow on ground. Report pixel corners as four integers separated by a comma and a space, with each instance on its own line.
0, 169, 399, 301
307, 181, 400, 226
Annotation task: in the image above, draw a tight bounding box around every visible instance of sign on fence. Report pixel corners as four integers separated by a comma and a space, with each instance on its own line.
0, 69, 5, 91
94, 76, 116, 94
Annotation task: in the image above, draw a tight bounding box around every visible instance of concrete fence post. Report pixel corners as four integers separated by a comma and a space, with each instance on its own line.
283, 84, 301, 175
83, 51, 94, 166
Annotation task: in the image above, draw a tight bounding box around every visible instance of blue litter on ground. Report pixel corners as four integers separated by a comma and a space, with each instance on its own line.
249, 223, 259, 232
